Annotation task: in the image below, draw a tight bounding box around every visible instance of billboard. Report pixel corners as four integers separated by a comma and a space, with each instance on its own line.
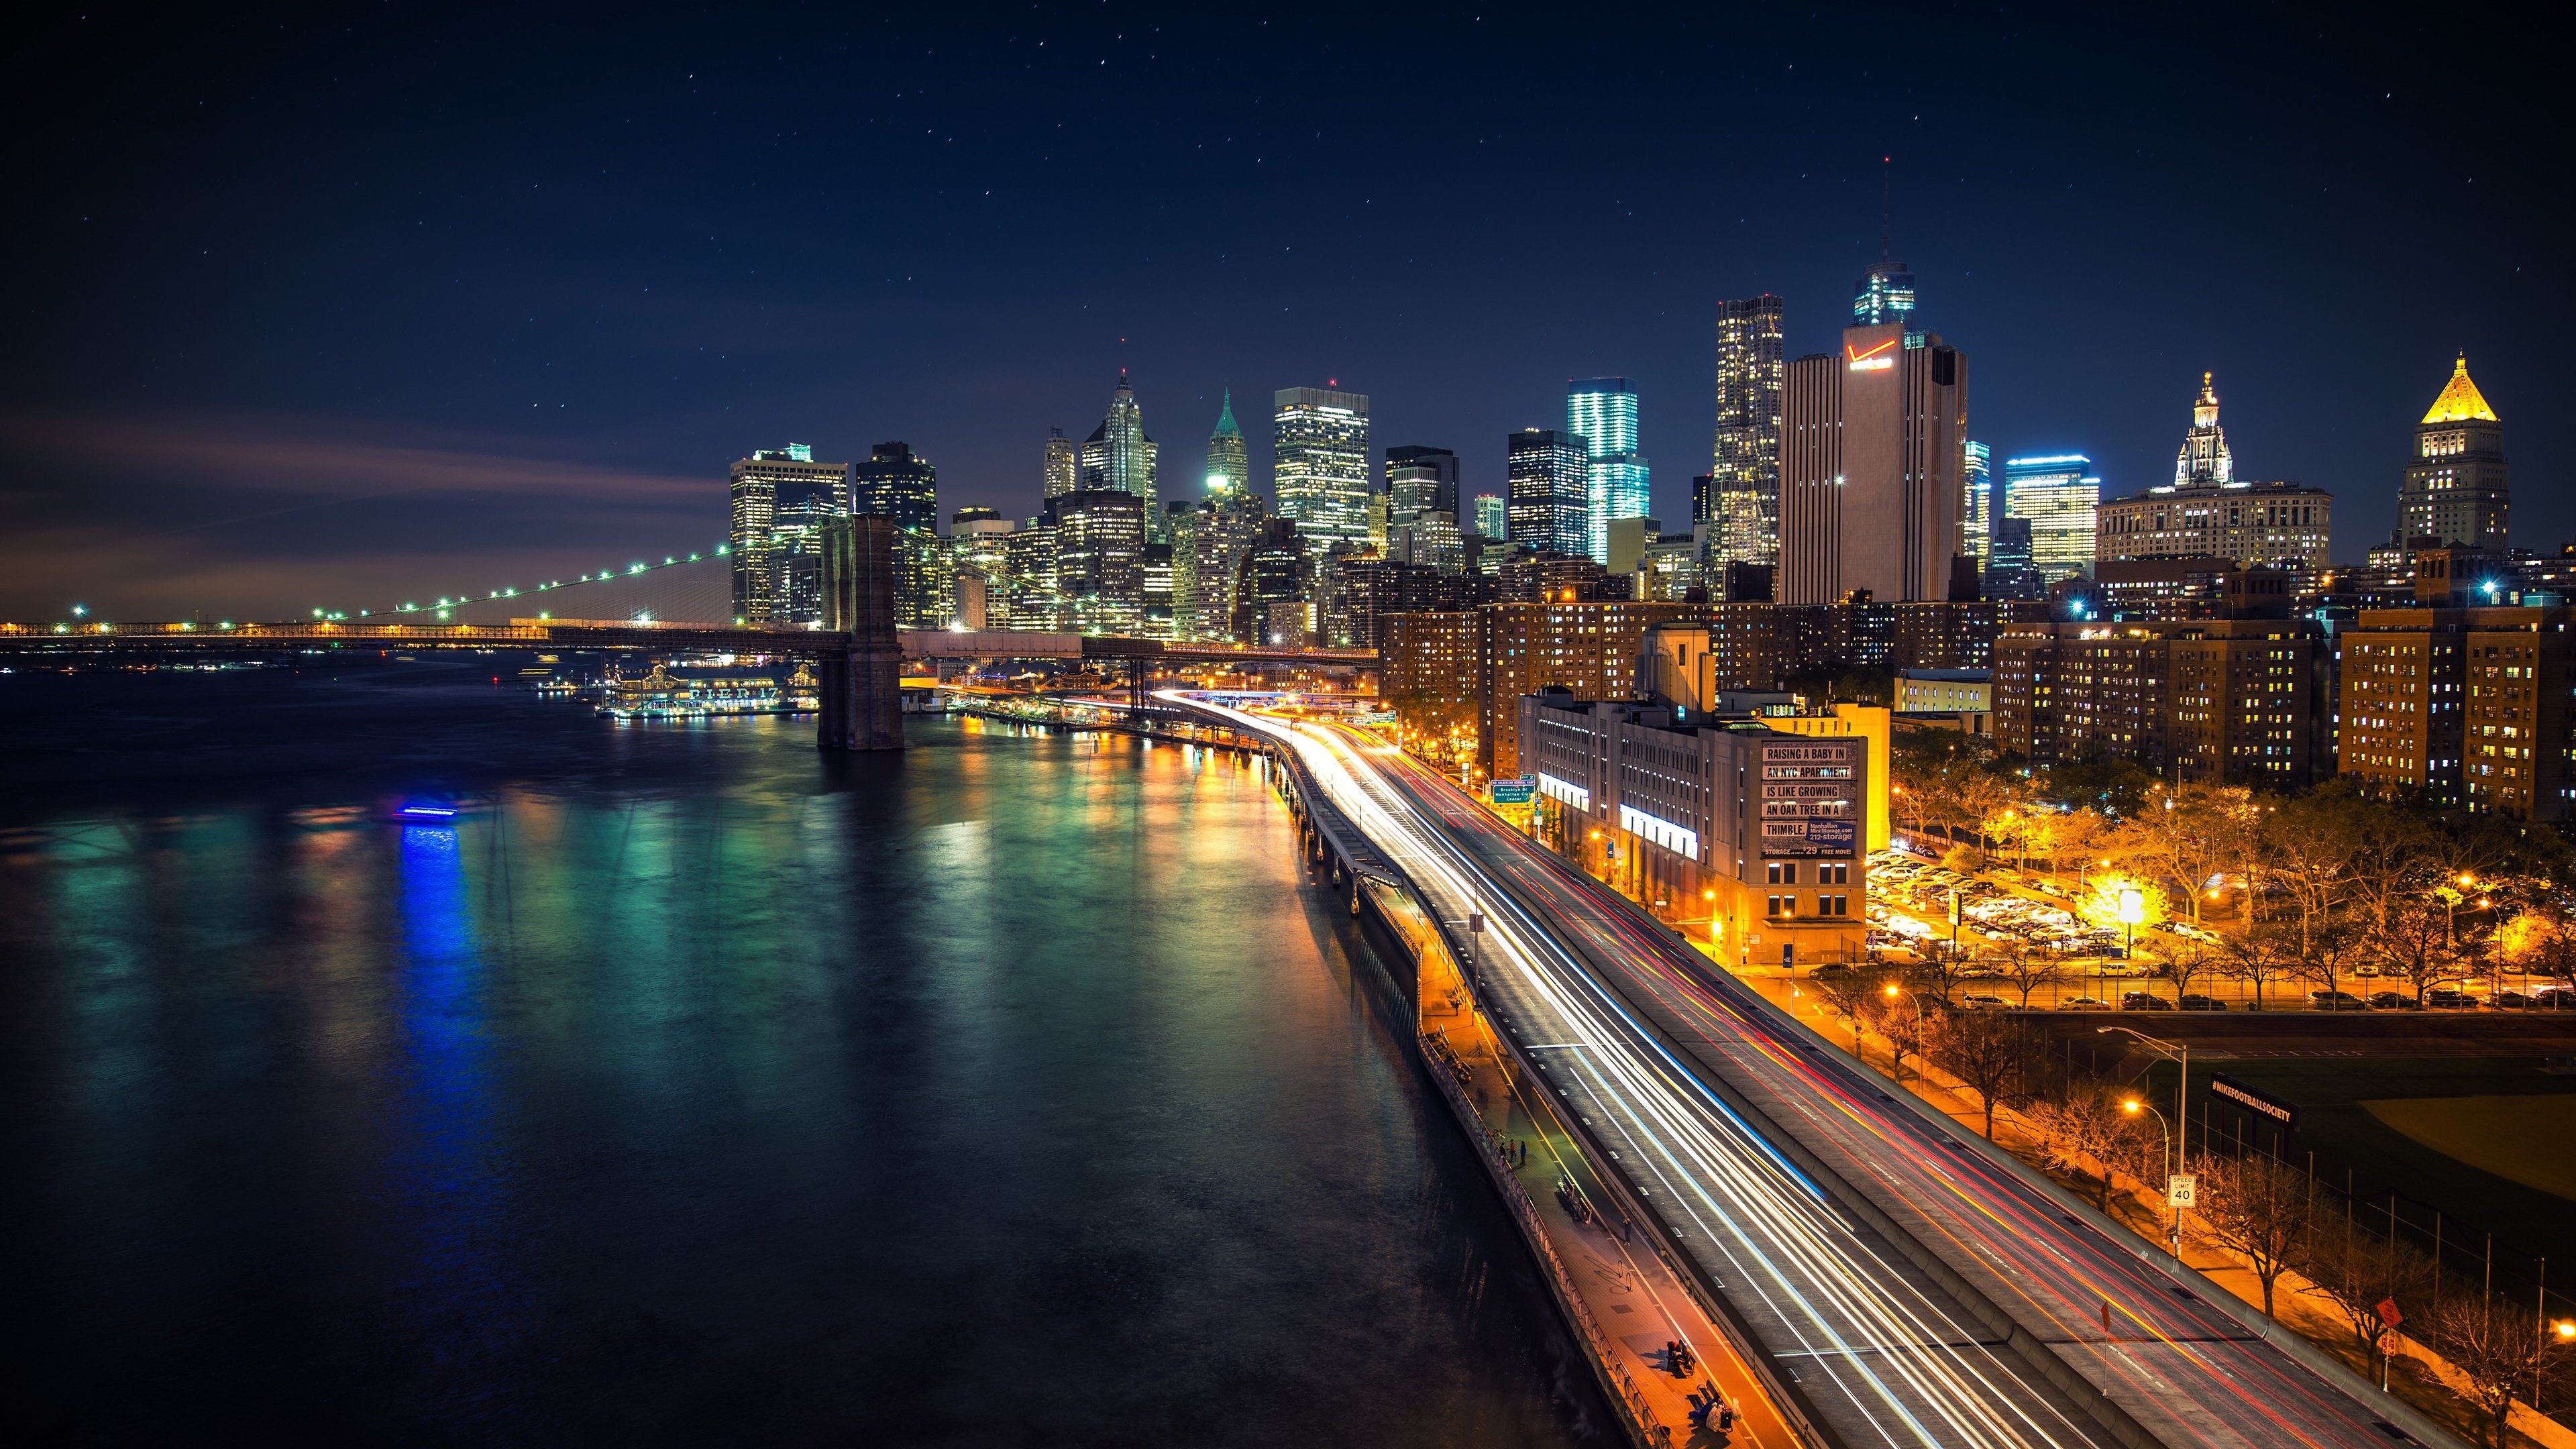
1757, 740, 1860, 857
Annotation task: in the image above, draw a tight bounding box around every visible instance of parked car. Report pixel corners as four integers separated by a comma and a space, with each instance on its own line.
1960, 994, 2010, 1011
2310, 990, 2370, 1011
2367, 991, 2418, 1010
2350, 963, 2382, 979
2534, 986, 2576, 1011
2178, 994, 2229, 1012
2119, 991, 2175, 1011
2426, 987, 2482, 1009
2063, 996, 2113, 1012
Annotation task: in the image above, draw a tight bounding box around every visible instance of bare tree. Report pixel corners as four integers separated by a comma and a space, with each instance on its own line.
2290, 918, 2369, 1009
2026, 1079, 2142, 1212
2300, 1211, 2435, 1387
2190, 1150, 2313, 1318
2430, 1292, 2574, 1448
1929, 1010, 2047, 1140
2162, 940, 2216, 1002
2370, 888, 2454, 1005
1994, 938, 2065, 1009
2219, 919, 2298, 1012
1813, 967, 1890, 1055
1878, 989, 1931, 1087
1907, 948, 1977, 1009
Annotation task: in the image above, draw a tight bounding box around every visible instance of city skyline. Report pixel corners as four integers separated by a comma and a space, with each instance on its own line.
2, 7, 2563, 621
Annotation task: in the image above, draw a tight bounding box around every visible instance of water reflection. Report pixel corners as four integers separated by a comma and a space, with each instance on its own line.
1, 676, 1603, 1447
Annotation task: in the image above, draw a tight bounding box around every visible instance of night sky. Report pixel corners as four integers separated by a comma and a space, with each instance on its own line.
1, 3, 2562, 621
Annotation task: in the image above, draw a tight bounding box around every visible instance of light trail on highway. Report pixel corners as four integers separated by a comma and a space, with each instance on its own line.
1174, 692, 2449, 1449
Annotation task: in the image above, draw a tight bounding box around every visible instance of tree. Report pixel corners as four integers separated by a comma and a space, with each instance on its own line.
2289, 917, 2368, 1009
2430, 1293, 2575, 1448
2027, 1079, 2142, 1212
2162, 941, 2216, 1002
1813, 967, 1890, 1054
1876, 985, 1931, 1087
2190, 1150, 2312, 1318
2300, 1210, 2435, 1387
1907, 948, 1977, 1009
1992, 938, 2065, 1009
2369, 888, 2454, 1005
2218, 919, 2298, 1011
1929, 1011, 2047, 1139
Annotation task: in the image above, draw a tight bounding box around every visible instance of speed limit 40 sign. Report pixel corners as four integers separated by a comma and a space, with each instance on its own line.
2167, 1174, 2198, 1209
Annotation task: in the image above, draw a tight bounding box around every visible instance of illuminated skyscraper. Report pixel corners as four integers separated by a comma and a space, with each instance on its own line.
1384, 445, 1461, 521
1048, 489, 1146, 635
1204, 391, 1249, 497
1962, 440, 1994, 564
1778, 265, 1965, 605
2401, 354, 2508, 549
730, 445, 852, 624
2002, 453, 2100, 584
1712, 295, 1785, 566
1506, 428, 1591, 557
1567, 378, 1648, 564
1274, 386, 1372, 549
853, 441, 938, 535
2174, 372, 2236, 486
1472, 493, 1508, 542
1079, 372, 1161, 539
1851, 260, 1918, 329
1042, 427, 1078, 499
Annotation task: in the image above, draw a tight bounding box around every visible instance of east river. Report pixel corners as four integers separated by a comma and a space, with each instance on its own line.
0, 658, 1605, 1446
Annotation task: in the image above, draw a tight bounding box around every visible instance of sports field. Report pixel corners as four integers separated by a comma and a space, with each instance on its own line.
2362, 1094, 2576, 1201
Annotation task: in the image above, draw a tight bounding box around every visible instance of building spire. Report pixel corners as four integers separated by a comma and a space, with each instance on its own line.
1213, 389, 1240, 439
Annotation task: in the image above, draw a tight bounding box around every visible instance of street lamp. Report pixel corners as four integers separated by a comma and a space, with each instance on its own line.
2100, 1024, 2190, 1257
2122, 1097, 2184, 1261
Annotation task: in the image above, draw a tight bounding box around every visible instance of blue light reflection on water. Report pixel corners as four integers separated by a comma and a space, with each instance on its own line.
390, 819, 521, 1426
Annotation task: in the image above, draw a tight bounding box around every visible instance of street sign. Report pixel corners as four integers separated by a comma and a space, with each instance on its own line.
1490, 777, 1537, 805
2167, 1174, 2198, 1209
2375, 1297, 2403, 1330
1781, 943, 1796, 969
1468, 912, 1485, 934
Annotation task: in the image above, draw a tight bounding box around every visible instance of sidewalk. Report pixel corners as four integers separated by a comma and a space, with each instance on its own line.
1381, 883, 1787, 1449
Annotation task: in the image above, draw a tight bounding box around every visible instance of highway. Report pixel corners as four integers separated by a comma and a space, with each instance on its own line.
1179, 693, 2443, 1449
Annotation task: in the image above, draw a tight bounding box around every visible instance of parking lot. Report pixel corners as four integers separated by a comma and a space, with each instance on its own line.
1853, 847, 2576, 1014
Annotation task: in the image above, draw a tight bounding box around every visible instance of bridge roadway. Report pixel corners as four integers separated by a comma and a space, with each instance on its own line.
1174, 692, 2451, 1449
0, 619, 1372, 666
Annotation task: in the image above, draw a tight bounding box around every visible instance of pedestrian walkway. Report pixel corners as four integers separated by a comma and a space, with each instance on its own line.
1381, 882, 1790, 1448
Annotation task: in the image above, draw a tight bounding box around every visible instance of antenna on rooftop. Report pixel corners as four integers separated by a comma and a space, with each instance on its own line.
1881, 156, 1892, 264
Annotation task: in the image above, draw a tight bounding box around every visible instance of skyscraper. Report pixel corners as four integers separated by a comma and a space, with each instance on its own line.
2001, 454, 2100, 584
1048, 489, 1146, 635
1042, 427, 1078, 500
1274, 386, 1371, 549
1712, 295, 1786, 566
1080, 372, 1160, 539
1851, 260, 1918, 329
730, 445, 853, 624
1205, 391, 1249, 497
852, 441, 938, 535
1962, 441, 1994, 564
1385, 446, 1459, 533
1505, 428, 1591, 557
1472, 494, 1508, 543
1385, 445, 1462, 521
1778, 265, 1965, 604
2174, 372, 2235, 486
2401, 354, 2508, 549
1566, 379, 1648, 565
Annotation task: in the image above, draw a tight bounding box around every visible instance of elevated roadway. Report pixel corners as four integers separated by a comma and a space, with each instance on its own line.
1173, 691, 2455, 1449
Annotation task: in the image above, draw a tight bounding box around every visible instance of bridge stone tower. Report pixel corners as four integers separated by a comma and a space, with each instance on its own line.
817, 516, 905, 751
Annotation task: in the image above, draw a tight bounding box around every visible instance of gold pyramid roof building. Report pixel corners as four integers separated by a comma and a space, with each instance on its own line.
2402, 353, 2508, 549
2421, 353, 2500, 425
